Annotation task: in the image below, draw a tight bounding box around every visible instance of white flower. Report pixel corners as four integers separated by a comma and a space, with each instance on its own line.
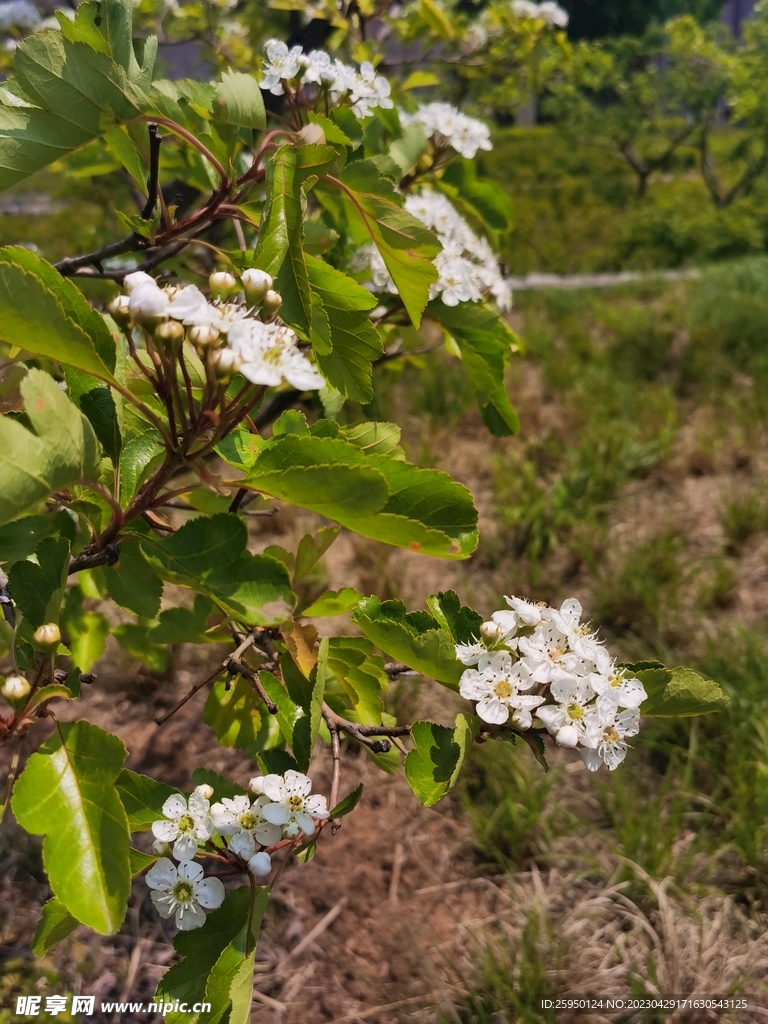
581, 707, 640, 772
504, 595, 543, 627
166, 284, 209, 323
151, 791, 213, 861
146, 858, 225, 930
401, 102, 492, 159
0, 1, 40, 30
128, 282, 169, 321
260, 770, 329, 838
549, 597, 603, 663
301, 49, 335, 86
260, 39, 304, 94
248, 851, 273, 876
512, 0, 568, 26
210, 794, 282, 847
455, 640, 486, 666
227, 830, 256, 860
536, 671, 596, 739
459, 650, 544, 727
589, 668, 647, 716
226, 320, 324, 391
123, 270, 156, 294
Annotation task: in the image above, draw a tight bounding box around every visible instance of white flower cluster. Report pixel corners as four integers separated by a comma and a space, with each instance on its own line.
456, 597, 647, 772
401, 103, 493, 160
148, 772, 329, 930
353, 189, 512, 311
511, 0, 569, 27
259, 40, 393, 117
113, 269, 324, 392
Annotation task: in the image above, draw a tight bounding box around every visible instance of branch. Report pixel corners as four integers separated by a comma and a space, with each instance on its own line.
141, 124, 162, 220
322, 704, 412, 747
68, 543, 120, 576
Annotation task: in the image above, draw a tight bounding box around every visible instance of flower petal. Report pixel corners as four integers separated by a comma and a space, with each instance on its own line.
261, 775, 286, 802
254, 822, 282, 847
151, 820, 179, 842
476, 696, 510, 725
283, 769, 312, 797
172, 834, 200, 862
176, 902, 207, 930
261, 802, 291, 825
195, 877, 226, 910
228, 830, 256, 860
161, 794, 187, 820
296, 812, 316, 836
146, 858, 177, 891
177, 859, 205, 883
151, 891, 176, 918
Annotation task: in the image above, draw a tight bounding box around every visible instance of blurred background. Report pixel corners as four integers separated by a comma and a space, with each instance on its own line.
3, 0, 768, 1021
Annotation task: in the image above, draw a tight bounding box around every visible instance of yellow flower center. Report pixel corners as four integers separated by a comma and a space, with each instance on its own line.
239, 811, 257, 830
177, 814, 195, 833
603, 726, 620, 745
567, 703, 585, 721
288, 795, 304, 812
548, 646, 565, 662
494, 679, 514, 699
173, 882, 193, 902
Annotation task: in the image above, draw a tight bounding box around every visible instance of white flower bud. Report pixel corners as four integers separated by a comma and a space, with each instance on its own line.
129, 283, 169, 322
33, 622, 61, 651
123, 270, 155, 294
107, 294, 131, 321
212, 347, 239, 380
480, 620, 503, 642
555, 725, 579, 749
209, 270, 238, 302
154, 319, 184, 346
295, 123, 326, 146
248, 851, 272, 876
188, 324, 221, 350
248, 776, 266, 795
241, 268, 272, 305
194, 783, 214, 800
1, 674, 30, 700
152, 838, 171, 855
260, 289, 282, 320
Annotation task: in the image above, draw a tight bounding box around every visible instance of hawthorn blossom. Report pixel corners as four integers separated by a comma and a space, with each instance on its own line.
259, 770, 329, 838
581, 707, 640, 771
260, 40, 303, 94
210, 794, 282, 848
227, 320, 324, 391
401, 102, 492, 159
151, 788, 213, 861
146, 858, 225, 930
458, 650, 544, 727
512, 0, 569, 26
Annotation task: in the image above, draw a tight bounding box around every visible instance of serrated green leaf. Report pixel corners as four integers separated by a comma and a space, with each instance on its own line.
0, 369, 101, 527
639, 666, 730, 717
329, 782, 363, 819
440, 160, 513, 235
147, 595, 219, 644
404, 714, 473, 806
33, 897, 79, 955
333, 159, 440, 326
340, 422, 404, 458
23, 684, 73, 715
213, 70, 265, 129
8, 535, 69, 627
112, 622, 171, 671
119, 430, 164, 507
302, 587, 361, 617
11, 721, 131, 934
325, 637, 387, 725
258, 670, 301, 751
330, 106, 363, 148
115, 769, 177, 831
204, 677, 263, 749
104, 539, 162, 618
389, 122, 427, 175
426, 590, 483, 645
294, 525, 340, 580
63, 593, 108, 673
0, 512, 72, 564
353, 596, 463, 687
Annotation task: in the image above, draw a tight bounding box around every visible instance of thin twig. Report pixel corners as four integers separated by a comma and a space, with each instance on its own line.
68, 543, 120, 576
322, 704, 411, 741
328, 719, 341, 819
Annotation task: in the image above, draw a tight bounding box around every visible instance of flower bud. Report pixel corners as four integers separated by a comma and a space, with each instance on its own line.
241, 268, 272, 305
123, 270, 155, 294
212, 347, 239, 380
108, 294, 131, 322
152, 838, 172, 856
209, 270, 238, 302
555, 725, 579, 749
33, 622, 61, 652
248, 776, 266, 795
188, 324, 221, 350
480, 620, 503, 642
295, 123, 326, 146
248, 851, 272, 876
194, 783, 214, 800
1, 674, 30, 700
154, 319, 185, 346
260, 289, 282, 320
129, 283, 169, 322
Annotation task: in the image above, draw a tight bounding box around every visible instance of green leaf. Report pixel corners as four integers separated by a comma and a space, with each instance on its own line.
0, 8, 148, 192
0, 369, 101, 527
638, 666, 730, 717
140, 514, 295, 626
238, 431, 478, 559
147, 595, 220, 644
302, 587, 361, 617
63, 594, 108, 673
426, 590, 483, 645
11, 721, 131, 933
112, 623, 171, 672
333, 160, 440, 326
204, 677, 263, 749
404, 714, 473, 806
440, 161, 514, 235
130, 848, 158, 876
104, 539, 162, 618
305, 254, 383, 403
341, 421, 404, 458
294, 525, 340, 580
330, 106, 363, 148
329, 783, 363, 819
389, 122, 427, 175
428, 301, 520, 437
23, 683, 73, 716
119, 430, 164, 507
115, 769, 177, 831
0, 247, 117, 374
307, 110, 354, 147
325, 637, 387, 725
353, 596, 463, 687
33, 897, 78, 955
258, 670, 300, 749
8, 535, 69, 627
213, 70, 265, 129
192, 768, 246, 802
0, 512, 73, 564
